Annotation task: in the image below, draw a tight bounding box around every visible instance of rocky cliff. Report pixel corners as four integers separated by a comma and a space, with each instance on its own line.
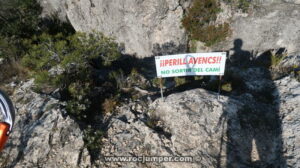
39, 0, 192, 58
217, 2, 300, 56
39, 0, 300, 58
1, 0, 300, 167
0, 80, 91, 167
2, 66, 300, 167
96, 55, 300, 167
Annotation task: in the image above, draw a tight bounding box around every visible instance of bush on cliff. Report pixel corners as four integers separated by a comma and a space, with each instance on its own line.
1, 0, 122, 160
182, 0, 231, 46
0, 0, 41, 39
22, 32, 121, 119
224, 0, 252, 12
0, 0, 75, 85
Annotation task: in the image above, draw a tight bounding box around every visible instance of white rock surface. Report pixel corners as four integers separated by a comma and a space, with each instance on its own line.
98, 74, 300, 167
39, 0, 191, 58
0, 80, 91, 168
220, 3, 300, 55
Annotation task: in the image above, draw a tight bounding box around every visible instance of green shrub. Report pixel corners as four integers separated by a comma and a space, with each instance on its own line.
65, 81, 92, 119
271, 53, 286, 68
238, 0, 251, 12
189, 40, 198, 53
83, 127, 104, 156
292, 65, 300, 82
0, 37, 28, 85
22, 32, 121, 119
152, 78, 166, 88
194, 76, 204, 80
22, 32, 120, 86
0, 61, 27, 85
0, 37, 18, 61
109, 69, 126, 90
0, 0, 75, 64
221, 82, 232, 92
145, 117, 159, 129
0, 0, 41, 38
182, 0, 231, 46
128, 68, 150, 89
223, 0, 252, 12
129, 68, 140, 83
195, 23, 230, 47
174, 77, 187, 87
1, 0, 113, 159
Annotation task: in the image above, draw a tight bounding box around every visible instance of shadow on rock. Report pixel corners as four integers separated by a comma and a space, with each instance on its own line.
217, 39, 287, 167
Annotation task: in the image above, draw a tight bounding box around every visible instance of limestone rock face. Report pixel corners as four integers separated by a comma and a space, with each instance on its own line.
98, 74, 300, 167
1, 73, 299, 167
39, 0, 191, 58
0, 80, 91, 168
283, 0, 300, 4
2, 1, 300, 167
220, 3, 300, 55
2, 75, 299, 167
275, 76, 300, 167
39, 0, 300, 57
99, 89, 235, 168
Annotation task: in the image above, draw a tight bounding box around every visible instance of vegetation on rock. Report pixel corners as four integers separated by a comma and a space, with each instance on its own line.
0, 0, 122, 159
224, 0, 252, 12
182, 0, 231, 47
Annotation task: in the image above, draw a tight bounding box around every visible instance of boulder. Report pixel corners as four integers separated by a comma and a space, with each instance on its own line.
0, 80, 91, 168
98, 74, 300, 167
39, 0, 191, 58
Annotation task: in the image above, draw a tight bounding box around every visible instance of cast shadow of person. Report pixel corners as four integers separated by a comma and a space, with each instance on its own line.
219, 39, 287, 167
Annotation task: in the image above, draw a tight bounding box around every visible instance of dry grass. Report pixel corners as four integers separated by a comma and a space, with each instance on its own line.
102, 98, 118, 115
0, 61, 28, 95
0, 61, 28, 83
